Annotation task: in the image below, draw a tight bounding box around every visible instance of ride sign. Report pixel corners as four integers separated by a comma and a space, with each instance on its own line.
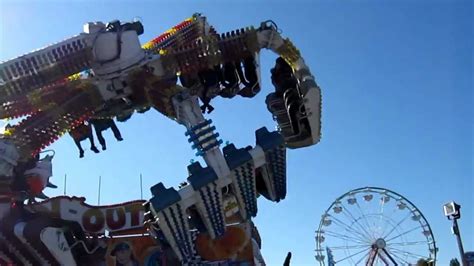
28, 196, 146, 233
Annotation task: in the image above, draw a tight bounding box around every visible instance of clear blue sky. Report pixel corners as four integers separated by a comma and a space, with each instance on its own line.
1, 0, 472, 265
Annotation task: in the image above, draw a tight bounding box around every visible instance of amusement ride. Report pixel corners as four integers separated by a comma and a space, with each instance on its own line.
0, 14, 322, 265
315, 187, 437, 265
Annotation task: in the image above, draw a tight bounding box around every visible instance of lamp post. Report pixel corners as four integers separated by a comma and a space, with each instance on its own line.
443, 201, 467, 266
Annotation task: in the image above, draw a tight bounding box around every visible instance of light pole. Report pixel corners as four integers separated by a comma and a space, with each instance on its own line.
443, 201, 467, 266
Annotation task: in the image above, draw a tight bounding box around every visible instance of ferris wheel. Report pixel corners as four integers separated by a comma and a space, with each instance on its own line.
315, 187, 437, 265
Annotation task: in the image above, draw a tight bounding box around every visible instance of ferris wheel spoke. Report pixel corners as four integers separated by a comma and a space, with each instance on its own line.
341, 202, 378, 241
382, 211, 412, 240
377, 198, 386, 235
329, 215, 373, 243
355, 201, 376, 237
329, 244, 371, 250
335, 247, 371, 264
385, 225, 422, 243
388, 247, 429, 260
338, 205, 375, 241
368, 198, 381, 236
380, 208, 398, 237
324, 230, 370, 244
387, 240, 427, 247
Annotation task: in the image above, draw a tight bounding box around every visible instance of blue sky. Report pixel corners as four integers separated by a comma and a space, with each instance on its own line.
0, 0, 472, 265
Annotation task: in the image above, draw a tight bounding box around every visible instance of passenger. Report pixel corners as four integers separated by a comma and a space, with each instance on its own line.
90, 118, 123, 151
69, 121, 99, 158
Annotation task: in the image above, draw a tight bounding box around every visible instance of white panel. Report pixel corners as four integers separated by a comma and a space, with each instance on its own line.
41, 228, 77, 266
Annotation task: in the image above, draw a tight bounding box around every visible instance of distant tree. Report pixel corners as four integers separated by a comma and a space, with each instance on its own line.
450, 258, 461, 266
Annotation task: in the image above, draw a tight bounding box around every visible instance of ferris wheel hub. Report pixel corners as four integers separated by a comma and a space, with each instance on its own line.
374, 238, 386, 248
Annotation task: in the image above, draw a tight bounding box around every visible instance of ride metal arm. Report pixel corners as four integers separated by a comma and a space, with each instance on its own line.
154, 20, 322, 149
